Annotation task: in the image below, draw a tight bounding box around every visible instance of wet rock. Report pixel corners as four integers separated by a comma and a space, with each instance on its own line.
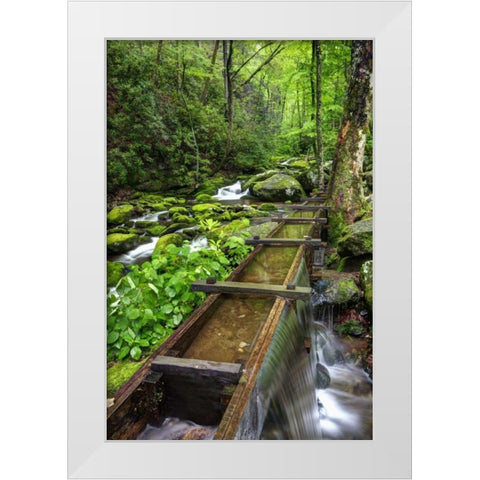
251, 174, 305, 202
312, 272, 360, 306
107, 204, 135, 225
315, 363, 331, 389
107, 233, 142, 254
154, 233, 183, 252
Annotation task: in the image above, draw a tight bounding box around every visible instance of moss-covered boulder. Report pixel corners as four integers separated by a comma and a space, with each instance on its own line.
132, 220, 161, 229
312, 271, 361, 306
146, 225, 168, 236
279, 159, 319, 193
360, 260, 373, 311
171, 213, 196, 224
337, 219, 373, 257
154, 233, 183, 252
195, 193, 218, 203
258, 203, 278, 212
192, 203, 223, 215
168, 206, 189, 216
243, 170, 281, 191
251, 174, 305, 202
107, 261, 125, 287
107, 204, 135, 225
107, 233, 141, 254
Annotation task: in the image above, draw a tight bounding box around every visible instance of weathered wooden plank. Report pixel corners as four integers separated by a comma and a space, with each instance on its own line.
290, 205, 331, 211
301, 196, 327, 202
245, 238, 326, 247
191, 280, 313, 300
152, 356, 242, 383
272, 217, 327, 224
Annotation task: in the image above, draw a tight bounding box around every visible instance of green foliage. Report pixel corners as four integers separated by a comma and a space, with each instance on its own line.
107, 232, 253, 362
335, 320, 364, 337
107, 40, 353, 194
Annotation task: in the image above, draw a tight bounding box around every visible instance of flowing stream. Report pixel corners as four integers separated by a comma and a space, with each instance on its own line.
110, 182, 371, 440
213, 180, 249, 200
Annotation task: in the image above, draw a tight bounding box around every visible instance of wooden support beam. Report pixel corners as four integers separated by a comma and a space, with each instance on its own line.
272, 217, 327, 224
191, 280, 313, 300
301, 196, 327, 202
245, 238, 326, 248
151, 356, 242, 384
290, 205, 331, 211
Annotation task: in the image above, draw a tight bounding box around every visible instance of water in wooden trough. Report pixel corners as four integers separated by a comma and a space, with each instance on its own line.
132, 223, 372, 440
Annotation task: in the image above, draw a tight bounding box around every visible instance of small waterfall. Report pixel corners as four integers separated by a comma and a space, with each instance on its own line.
213, 181, 249, 200
188, 236, 208, 251
130, 210, 169, 223
109, 237, 160, 266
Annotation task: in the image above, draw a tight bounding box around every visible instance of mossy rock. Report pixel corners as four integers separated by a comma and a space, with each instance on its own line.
107, 261, 125, 287
258, 203, 278, 212
154, 233, 183, 252
107, 233, 140, 254
171, 213, 196, 224
192, 203, 223, 215
108, 227, 131, 235
132, 220, 161, 229
168, 206, 189, 216
243, 170, 280, 191
338, 219, 373, 257
195, 193, 217, 203
251, 173, 305, 202
312, 271, 360, 306
162, 197, 184, 206
107, 204, 135, 225
146, 225, 168, 236
360, 260, 373, 311
161, 223, 191, 235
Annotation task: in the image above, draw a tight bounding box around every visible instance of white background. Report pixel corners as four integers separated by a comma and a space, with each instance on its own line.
1, 1, 478, 479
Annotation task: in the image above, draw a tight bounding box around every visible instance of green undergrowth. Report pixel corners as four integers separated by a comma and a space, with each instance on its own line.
107, 221, 253, 363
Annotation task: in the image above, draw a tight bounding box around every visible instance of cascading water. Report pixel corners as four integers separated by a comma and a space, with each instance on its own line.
109, 237, 160, 266
257, 258, 372, 440
213, 181, 249, 200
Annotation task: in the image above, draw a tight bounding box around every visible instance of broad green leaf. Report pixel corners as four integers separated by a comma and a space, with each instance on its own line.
107, 331, 119, 344
117, 345, 130, 360
130, 346, 142, 361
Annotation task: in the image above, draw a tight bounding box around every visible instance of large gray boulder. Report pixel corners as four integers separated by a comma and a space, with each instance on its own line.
251, 173, 305, 202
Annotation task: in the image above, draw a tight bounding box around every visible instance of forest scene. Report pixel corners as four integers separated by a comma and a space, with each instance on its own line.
106, 40, 373, 440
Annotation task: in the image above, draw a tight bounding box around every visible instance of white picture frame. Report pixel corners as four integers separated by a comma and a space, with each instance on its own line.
68, 1, 411, 478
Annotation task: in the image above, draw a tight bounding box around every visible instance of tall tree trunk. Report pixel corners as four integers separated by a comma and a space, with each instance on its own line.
215, 40, 234, 172
314, 40, 324, 189
326, 40, 373, 241
200, 40, 219, 105
310, 41, 317, 157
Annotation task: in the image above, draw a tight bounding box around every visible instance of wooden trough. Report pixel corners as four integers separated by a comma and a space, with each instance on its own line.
107, 204, 327, 440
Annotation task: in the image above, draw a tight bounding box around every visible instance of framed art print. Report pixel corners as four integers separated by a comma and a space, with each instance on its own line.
68, 1, 411, 478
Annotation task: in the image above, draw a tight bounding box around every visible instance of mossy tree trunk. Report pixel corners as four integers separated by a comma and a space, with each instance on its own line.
326, 40, 372, 242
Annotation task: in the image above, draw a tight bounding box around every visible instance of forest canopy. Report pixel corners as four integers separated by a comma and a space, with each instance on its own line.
107, 40, 372, 195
